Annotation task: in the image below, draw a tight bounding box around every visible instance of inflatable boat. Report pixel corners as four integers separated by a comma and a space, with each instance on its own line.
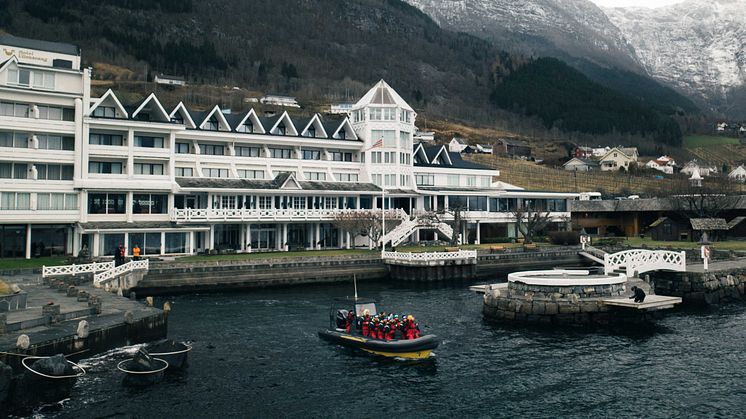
318, 297, 438, 360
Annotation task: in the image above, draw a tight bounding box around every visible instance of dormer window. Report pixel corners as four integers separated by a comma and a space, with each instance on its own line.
242, 122, 254, 133
432, 157, 441, 165
206, 118, 219, 131
338, 130, 346, 140
306, 127, 316, 138
136, 112, 150, 121
277, 123, 286, 136
93, 106, 116, 118
171, 115, 184, 124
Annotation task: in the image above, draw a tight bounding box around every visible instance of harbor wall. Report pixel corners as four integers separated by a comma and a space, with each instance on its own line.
650, 269, 746, 305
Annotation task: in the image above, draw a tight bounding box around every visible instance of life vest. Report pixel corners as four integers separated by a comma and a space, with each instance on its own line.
345, 312, 354, 333
361, 316, 370, 337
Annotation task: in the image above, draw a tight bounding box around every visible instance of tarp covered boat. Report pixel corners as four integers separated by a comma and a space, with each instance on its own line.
318, 297, 438, 360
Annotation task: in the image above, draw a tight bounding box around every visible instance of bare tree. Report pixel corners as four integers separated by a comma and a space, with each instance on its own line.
334, 210, 400, 249
426, 201, 467, 245
512, 205, 553, 244
332, 211, 372, 249
668, 176, 740, 219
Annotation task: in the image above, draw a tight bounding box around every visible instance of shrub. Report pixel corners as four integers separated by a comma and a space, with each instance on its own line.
549, 231, 580, 245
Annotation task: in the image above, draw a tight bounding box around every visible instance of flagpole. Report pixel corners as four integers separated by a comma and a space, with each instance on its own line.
381, 188, 385, 258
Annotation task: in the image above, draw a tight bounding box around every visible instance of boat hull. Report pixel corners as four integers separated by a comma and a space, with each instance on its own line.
318, 330, 438, 360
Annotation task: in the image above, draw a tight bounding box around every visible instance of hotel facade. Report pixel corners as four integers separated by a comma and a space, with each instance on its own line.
0, 35, 577, 259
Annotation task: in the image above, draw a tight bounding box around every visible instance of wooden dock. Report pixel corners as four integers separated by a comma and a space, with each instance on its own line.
469, 283, 507, 294
601, 294, 682, 311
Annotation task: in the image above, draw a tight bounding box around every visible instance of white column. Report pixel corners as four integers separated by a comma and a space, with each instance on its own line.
209, 225, 215, 250
346, 231, 351, 249
92, 233, 100, 257
126, 191, 133, 223
246, 224, 252, 252
239, 224, 246, 252
315, 223, 321, 250
123, 232, 129, 256
127, 129, 134, 178
72, 228, 80, 256
160, 232, 166, 255
414, 229, 420, 244
25, 224, 32, 259
189, 231, 196, 254
283, 223, 288, 251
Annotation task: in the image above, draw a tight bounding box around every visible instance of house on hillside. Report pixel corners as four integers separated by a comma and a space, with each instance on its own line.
681, 160, 718, 177
449, 137, 468, 153
647, 217, 691, 241
563, 158, 599, 172
260, 94, 300, 108
476, 144, 493, 154
494, 138, 531, 157
599, 147, 638, 171
413, 128, 435, 143
574, 146, 593, 159
154, 74, 186, 86
329, 103, 353, 114
592, 146, 610, 157
716, 122, 728, 133
728, 165, 746, 182
645, 155, 676, 174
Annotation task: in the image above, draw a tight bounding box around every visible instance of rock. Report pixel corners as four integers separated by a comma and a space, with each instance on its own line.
17, 334, 30, 350
10, 284, 21, 294
146, 296, 154, 307
77, 320, 89, 339
0, 361, 12, 403
124, 310, 134, 324
545, 302, 558, 315
163, 301, 172, 313
31, 354, 73, 377
129, 349, 156, 372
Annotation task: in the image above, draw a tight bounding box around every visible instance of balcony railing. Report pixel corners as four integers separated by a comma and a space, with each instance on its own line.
170, 208, 407, 223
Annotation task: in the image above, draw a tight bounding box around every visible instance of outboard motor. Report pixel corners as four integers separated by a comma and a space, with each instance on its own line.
335, 309, 348, 329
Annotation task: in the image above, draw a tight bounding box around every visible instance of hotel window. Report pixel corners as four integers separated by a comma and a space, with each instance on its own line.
276, 123, 286, 136
8, 68, 55, 89
134, 135, 164, 148
88, 161, 123, 174
547, 199, 567, 212
36, 164, 74, 180
384, 152, 396, 164
175, 142, 190, 154
337, 129, 346, 140
415, 174, 434, 186
400, 175, 410, 187
447, 175, 460, 186
204, 118, 219, 131
238, 169, 265, 179
335, 173, 359, 182
0, 101, 30, 118
175, 167, 193, 177
200, 144, 225, 155
258, 196, 273, 209
269, 147, 292, 159
0, 132, 28, 148
399, 153, 410, 165
237, 121, 254, 133
236, 146, 261, 157
384, 174, 396, 186
87, 193, 126, 214
330, 151, 353, 162
399, 131, 410, 149
305, 126, 316, 138
37, 105, 74, 121
480, 176, 491, 187
293, 196, 306, 209
165, 232, 188, 254
302, 149, 321, 160
371, 152, 382, 164
134, 163, 164, 175
305, 172, 326, 181
400, 110, 411, 123
92, 106, 116, 118
132, 194, 167, 214
204, 168, 229, 178
371, 130, 396, 147
466, 176, 476, 187
0, 162, 28, 179
89, 133, 124, 146
383, 108, 396, 121
0, 192, 30, 210
370, 108, 382, 121
37, 134, 74, 151
171, 114, 184, 124
372, 174, 382, 186
37, 193, 78, 210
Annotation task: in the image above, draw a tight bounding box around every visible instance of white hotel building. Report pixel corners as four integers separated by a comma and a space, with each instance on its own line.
0, 35, 577, 259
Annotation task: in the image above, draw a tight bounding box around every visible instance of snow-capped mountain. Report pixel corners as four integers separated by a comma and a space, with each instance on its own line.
604, 0, 746, 115
403, 0, 643, 72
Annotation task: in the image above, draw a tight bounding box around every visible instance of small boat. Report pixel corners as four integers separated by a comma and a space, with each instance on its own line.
147, 339, 192, 370
318, 297, 439, 360
117, 349, 169, 386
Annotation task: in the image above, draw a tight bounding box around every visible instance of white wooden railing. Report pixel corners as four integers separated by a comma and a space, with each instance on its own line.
382, 250, 478, 262
42, 261, 115, 278
171, 208, 403, 223
604, 249, 686, 277
93, 259, 149, 287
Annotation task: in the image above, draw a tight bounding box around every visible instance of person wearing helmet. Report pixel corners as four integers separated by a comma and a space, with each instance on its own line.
345, 309, 355, 333
361, 309, 372, 337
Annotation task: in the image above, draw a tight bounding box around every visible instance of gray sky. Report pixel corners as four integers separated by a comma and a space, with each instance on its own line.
589, 0, 685, 7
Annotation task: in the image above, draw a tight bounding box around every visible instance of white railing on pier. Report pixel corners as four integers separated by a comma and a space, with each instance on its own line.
604, 249, 686, 277
42, 261, 115, 278
93, 259, 149, 287
382, 250, 477, 262
380, 215, 454, 247
170, 208, 404, 223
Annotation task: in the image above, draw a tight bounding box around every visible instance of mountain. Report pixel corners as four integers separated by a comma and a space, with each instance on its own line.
403, 0, 698, 115
603, 0, 746, 118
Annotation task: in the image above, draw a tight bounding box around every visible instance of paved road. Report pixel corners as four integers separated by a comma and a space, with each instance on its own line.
687, 258, 746, 273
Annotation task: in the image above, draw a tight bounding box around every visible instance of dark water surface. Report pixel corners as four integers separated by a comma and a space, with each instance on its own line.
36, 280, 746, 418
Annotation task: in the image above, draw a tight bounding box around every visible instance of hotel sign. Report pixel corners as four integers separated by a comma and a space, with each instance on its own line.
3, 47, 51, 64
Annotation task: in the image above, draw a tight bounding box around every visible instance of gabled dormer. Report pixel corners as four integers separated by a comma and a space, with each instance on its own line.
235, 108, 265, 134
330, 118, 357, 140
269, 111, 298, 136
300, 114, 328, 138
169, 102, 197, 128
413, 143, 429, 164
89, 89, 128, 119
430, 145, 452, 166
131, 93, 170, 122
273, 172, 302, 190
199, 105, 231, 131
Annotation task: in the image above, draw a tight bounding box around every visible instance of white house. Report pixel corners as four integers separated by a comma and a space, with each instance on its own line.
329, 103, 352, 114
0, 36, 581, 259
716, 122, 728, 132
563, 158, 599, 172
476, 144, 493, 154
448, 137, 468, 153
728, 165, 746, 182
591, 146, 610, 157
681, 160, 718, 177
154, 74, 186, 87
412, 127, 435, 143
260, 94, 300, 108
599, 147, 639, 171
645, 155, 676, 174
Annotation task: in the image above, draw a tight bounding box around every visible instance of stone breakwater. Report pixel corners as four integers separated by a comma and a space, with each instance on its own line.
651, 269, 746, 305
483, 281, 630, 326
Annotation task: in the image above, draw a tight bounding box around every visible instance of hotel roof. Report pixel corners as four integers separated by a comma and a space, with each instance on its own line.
0, 34, 80, 56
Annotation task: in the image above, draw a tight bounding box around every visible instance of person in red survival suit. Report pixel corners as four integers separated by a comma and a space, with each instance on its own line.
405, 315, 421, 340
345, 309, 355, 333
370, 317, 379, 339
361, 309, 371, 337
377, 320, 386, 341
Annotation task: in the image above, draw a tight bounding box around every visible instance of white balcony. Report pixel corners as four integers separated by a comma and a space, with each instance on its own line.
170, 207, 391, 223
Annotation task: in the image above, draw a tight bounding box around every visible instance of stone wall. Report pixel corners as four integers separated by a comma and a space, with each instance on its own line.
651, 269, 746, 305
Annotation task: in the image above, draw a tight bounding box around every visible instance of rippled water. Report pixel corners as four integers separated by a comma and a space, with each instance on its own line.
30, 280, 746, 418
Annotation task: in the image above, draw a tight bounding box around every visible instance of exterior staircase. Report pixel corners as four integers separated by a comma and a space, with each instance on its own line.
380, 213, 453, 247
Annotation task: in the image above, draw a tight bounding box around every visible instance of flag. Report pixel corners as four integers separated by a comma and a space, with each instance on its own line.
366, 138, 383, 151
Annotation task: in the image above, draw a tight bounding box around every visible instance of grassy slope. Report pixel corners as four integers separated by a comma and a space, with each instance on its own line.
683, 135, 746, 167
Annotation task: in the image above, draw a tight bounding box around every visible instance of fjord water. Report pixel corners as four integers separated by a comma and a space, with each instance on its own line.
43, 281, 746, 418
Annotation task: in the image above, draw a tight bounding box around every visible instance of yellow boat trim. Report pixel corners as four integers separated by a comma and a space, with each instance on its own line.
361, 348, 433, 360
340, 335, 367, 343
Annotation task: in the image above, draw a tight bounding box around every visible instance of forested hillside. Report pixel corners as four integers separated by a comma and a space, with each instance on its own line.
0, 0, 692, 148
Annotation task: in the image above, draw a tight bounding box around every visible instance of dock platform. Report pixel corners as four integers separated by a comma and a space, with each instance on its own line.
601, 294, 682, 311
469, 283, 507, 294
